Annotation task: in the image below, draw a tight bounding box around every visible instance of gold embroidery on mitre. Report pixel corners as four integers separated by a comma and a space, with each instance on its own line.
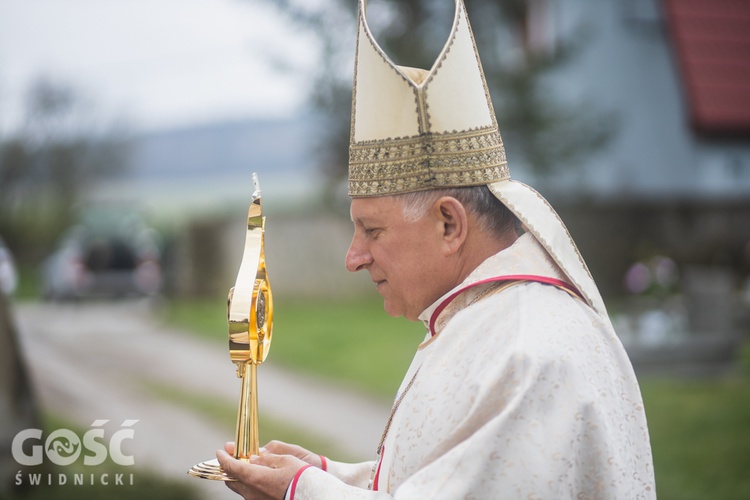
349, 127, 509, 197
349, 0, 510, 198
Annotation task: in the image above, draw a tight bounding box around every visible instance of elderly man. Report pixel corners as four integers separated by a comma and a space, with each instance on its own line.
217, 0, 655, 498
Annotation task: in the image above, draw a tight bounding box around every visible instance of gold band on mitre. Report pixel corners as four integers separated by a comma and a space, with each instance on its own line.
349, 127, 509, 197
348, 0, 509, 197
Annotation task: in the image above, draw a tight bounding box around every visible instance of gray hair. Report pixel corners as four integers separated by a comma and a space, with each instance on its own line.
397, 185, 521, 237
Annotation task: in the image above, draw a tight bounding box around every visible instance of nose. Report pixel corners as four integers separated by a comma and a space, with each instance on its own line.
345, 233, 372, 273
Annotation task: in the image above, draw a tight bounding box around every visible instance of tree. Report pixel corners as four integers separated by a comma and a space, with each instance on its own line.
0, 78, 132, 264
251, 0, 617, 196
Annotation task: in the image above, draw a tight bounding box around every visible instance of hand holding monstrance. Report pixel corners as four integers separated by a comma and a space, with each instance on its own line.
189, 173, 273, 481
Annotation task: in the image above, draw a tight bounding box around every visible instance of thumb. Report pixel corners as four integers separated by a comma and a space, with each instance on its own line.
216, 448, 247, 480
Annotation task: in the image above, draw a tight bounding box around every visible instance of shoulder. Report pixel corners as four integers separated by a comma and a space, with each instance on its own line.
463, 279, 606, 338
436, 280, 624, 378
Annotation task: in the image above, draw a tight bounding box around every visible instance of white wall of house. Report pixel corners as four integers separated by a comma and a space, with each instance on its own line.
529, 0, 750, 201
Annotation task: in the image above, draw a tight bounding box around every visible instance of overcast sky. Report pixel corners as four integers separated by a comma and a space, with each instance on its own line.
0, 0, 317, 134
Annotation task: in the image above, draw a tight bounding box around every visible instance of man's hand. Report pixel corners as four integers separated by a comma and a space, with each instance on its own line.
262, 441, 324, 469
216, 442, 319, 500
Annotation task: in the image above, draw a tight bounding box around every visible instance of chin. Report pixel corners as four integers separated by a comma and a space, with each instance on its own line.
382, 299, 405, 319
383, 301, 420, 321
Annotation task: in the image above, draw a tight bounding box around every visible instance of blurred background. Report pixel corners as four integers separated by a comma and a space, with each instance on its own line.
1, 0, 749, 499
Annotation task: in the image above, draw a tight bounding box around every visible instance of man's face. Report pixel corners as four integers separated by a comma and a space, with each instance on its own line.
345, 196, 445, 321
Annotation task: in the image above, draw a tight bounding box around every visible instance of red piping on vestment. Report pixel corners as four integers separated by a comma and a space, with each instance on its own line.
429, 274, 584, 337
289, 464, 313, 499
372, 446, 383, 491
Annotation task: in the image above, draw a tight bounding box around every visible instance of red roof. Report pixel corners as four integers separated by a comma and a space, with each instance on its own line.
662, 0, 750, 137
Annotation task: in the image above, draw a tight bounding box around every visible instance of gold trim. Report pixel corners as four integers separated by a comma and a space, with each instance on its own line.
349, 127, 509, 197
350, 0, 508, 198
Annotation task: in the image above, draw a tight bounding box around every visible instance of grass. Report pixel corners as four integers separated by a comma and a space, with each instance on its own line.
161, 295, 424, 400
163, 295, 750, 499
641, 374, 750, 499
142, 380, 352, 461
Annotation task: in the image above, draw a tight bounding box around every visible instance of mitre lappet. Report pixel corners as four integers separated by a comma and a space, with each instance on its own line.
349, 0, 608, 319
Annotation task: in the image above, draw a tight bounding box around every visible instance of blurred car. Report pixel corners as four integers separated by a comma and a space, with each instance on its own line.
0, 236, 18, 296
42, 210, 163, 300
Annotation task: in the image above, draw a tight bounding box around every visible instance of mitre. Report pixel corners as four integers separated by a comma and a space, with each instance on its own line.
348, 0, 609, 319
349, 0, 508, 197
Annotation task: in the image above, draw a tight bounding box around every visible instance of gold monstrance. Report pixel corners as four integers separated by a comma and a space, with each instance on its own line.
188, 173, 273, 481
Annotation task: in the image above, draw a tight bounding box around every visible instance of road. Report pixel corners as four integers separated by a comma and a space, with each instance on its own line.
14, 300, 391, 499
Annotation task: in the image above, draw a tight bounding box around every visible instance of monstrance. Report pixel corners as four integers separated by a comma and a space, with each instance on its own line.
188, 173, 273, 481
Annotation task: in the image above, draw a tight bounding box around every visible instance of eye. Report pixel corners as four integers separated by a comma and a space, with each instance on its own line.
364, 227, 382, 238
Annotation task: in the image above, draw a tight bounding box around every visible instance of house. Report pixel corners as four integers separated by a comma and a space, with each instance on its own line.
515, 0, 750, 307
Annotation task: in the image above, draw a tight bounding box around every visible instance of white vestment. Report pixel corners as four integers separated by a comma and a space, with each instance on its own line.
289, 233, 655, 499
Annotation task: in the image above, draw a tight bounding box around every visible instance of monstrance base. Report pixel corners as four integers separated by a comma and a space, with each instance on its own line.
188, 459, 237, 481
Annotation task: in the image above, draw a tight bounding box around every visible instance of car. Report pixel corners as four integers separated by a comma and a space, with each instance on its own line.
42, 210, 163, 300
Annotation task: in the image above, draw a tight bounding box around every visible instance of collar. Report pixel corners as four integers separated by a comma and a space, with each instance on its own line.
418, 233, 576, 337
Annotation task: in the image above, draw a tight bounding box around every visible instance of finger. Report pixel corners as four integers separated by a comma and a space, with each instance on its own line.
263, 441, 318, 465
222, 441, 271, 462
264, 440, 312, 456
216, 448, 248, 481
263, 439, 286, 448
224, 480, 241, 495
250, 452, 286, 469
216, 448, 234, 470
262, 440, 289, 454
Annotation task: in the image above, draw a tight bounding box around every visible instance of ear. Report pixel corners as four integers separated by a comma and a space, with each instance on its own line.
433, 196, 468, 255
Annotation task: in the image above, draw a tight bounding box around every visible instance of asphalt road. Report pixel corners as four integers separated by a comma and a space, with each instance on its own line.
14, 300, 391, 499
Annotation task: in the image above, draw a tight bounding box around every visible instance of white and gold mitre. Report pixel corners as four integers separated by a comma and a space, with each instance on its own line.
348, 0, 611, 320
348, 0, 509, 197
